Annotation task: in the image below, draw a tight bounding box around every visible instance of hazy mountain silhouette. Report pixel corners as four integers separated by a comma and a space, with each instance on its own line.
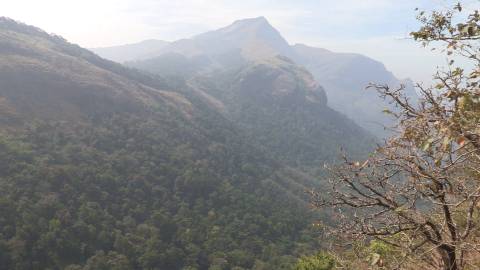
293, 44, 416, 137
91, 39, 169, 62
93, 17, 417, 137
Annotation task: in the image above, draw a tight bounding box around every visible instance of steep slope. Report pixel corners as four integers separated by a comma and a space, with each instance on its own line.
92, 16, 292, 70
144, 16, 293, 60
292, 44, 416, 137
0, 30, 186, 126
94, 17, 416, 137
0, 18, 325, 270
187, 56, 375, 168
118, 19, 377, 167
122, 17, 297, 78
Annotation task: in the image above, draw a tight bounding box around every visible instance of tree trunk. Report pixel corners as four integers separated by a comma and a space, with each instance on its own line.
439, 244, 458, 270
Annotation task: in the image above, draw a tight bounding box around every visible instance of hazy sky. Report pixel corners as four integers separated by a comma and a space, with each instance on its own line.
3, 0, 478, 82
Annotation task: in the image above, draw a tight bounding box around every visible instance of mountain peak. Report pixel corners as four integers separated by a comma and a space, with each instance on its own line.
196, 16, 294, 59
231, 16, 269, 26
219, 16, 276, 35
94, 16, 294, 62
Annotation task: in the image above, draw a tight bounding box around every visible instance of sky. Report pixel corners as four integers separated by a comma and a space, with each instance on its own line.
2, 0, 478, 83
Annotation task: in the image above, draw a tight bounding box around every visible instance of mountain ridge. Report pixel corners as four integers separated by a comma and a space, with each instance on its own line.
91, 17, 416, 137
292, 43, 417, 136
90, 39, 169, 62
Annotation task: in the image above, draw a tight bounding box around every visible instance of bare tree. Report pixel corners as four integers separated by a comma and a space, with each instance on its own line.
313, 3, 480, 270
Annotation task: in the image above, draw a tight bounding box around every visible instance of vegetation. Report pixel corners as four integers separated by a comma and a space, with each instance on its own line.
188, 58, 375, 169
293, 252, 335, 270
0, 18, 334, 269
314, 2, 480, 269
6, 2, 477, 269
0, 115, 322, 270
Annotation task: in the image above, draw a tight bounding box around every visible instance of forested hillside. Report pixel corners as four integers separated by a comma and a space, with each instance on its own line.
0, 17, 332, 269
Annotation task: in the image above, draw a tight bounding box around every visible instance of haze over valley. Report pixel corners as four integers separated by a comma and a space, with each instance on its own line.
0, 1, 479, 269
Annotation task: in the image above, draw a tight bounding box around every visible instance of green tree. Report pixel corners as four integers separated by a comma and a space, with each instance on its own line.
83, 251, 131, 270
294, 252, 335, 270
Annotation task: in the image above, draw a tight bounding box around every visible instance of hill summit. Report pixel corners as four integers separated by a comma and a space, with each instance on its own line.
93, 17, 416, 137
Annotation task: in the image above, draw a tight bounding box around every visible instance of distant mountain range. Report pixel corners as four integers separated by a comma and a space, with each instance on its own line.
0, 17, 375, 269
92, 16, 417, 137
93, 17, 376, 167
91, 39, 169, 62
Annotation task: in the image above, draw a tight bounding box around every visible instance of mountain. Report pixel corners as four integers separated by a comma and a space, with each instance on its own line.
292, 44, 416, 137
93, 17, 416, 137
0, 26, 178, 125
187, 56, 373, 167
90, 39, 169, 63
93, 17, 292, 64
123, 17, 296, 79
122, 19, 376, 167
160, 17, 294, 59
91, 17, 295, 77
0, 17, 333, 269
